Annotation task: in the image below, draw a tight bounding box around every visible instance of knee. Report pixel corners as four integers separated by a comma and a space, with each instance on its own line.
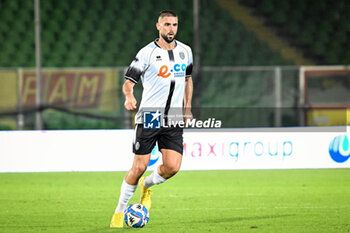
163, 164, 180, 177
132, 164, 148, 176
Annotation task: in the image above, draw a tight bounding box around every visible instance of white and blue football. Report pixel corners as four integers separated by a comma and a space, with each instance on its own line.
124, 203, 150, 228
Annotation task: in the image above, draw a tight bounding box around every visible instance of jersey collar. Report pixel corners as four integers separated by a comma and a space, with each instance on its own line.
154, 38, 177, 50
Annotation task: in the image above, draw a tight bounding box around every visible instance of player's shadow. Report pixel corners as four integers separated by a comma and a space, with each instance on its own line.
79, 215, 295, 232
78, 226, 125, 232
154, 213, 294, 226
79, 225, 151, 232
210, 214, 295, 224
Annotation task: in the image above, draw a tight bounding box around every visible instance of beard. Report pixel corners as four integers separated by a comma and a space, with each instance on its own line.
161, 33, 175, 43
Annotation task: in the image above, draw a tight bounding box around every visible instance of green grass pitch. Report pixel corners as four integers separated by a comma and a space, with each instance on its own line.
0, 169, 349, 233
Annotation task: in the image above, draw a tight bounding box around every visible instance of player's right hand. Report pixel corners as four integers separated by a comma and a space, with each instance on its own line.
124, 95, 137, 110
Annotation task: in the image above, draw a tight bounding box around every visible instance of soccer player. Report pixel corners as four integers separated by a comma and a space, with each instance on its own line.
110, 10, 193, 228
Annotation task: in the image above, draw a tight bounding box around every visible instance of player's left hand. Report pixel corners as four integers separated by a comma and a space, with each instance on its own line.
183, 108, 193, 123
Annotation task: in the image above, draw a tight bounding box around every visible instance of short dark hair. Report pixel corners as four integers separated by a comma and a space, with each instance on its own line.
158, 10, 177, 20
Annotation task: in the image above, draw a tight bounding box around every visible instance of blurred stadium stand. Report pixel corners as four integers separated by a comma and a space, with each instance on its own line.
0, 0, 348, 130
0, 0, 293, 67
238, 0, 350, 65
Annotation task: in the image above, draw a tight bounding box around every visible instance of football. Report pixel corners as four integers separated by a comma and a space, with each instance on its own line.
124, 203, 150, 228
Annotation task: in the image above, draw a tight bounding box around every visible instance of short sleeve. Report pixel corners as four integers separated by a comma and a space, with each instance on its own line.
186, 47, 193, 77
124, 48, 148, 83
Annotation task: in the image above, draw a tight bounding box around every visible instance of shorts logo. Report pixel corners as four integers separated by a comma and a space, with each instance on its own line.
329, 135, 350, 163
143, 110, 161, 129
135, 141, 140, 151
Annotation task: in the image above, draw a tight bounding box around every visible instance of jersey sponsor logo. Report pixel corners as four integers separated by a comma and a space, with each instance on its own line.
157, 65, 171, 78
157, 64, 187, 78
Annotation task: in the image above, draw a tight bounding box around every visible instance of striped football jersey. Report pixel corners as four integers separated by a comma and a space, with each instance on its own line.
125, 39, 193, 124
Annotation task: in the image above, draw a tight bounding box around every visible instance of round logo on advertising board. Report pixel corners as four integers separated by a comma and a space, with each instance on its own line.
148, 144, 160, 167
329, 135, 350, 163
